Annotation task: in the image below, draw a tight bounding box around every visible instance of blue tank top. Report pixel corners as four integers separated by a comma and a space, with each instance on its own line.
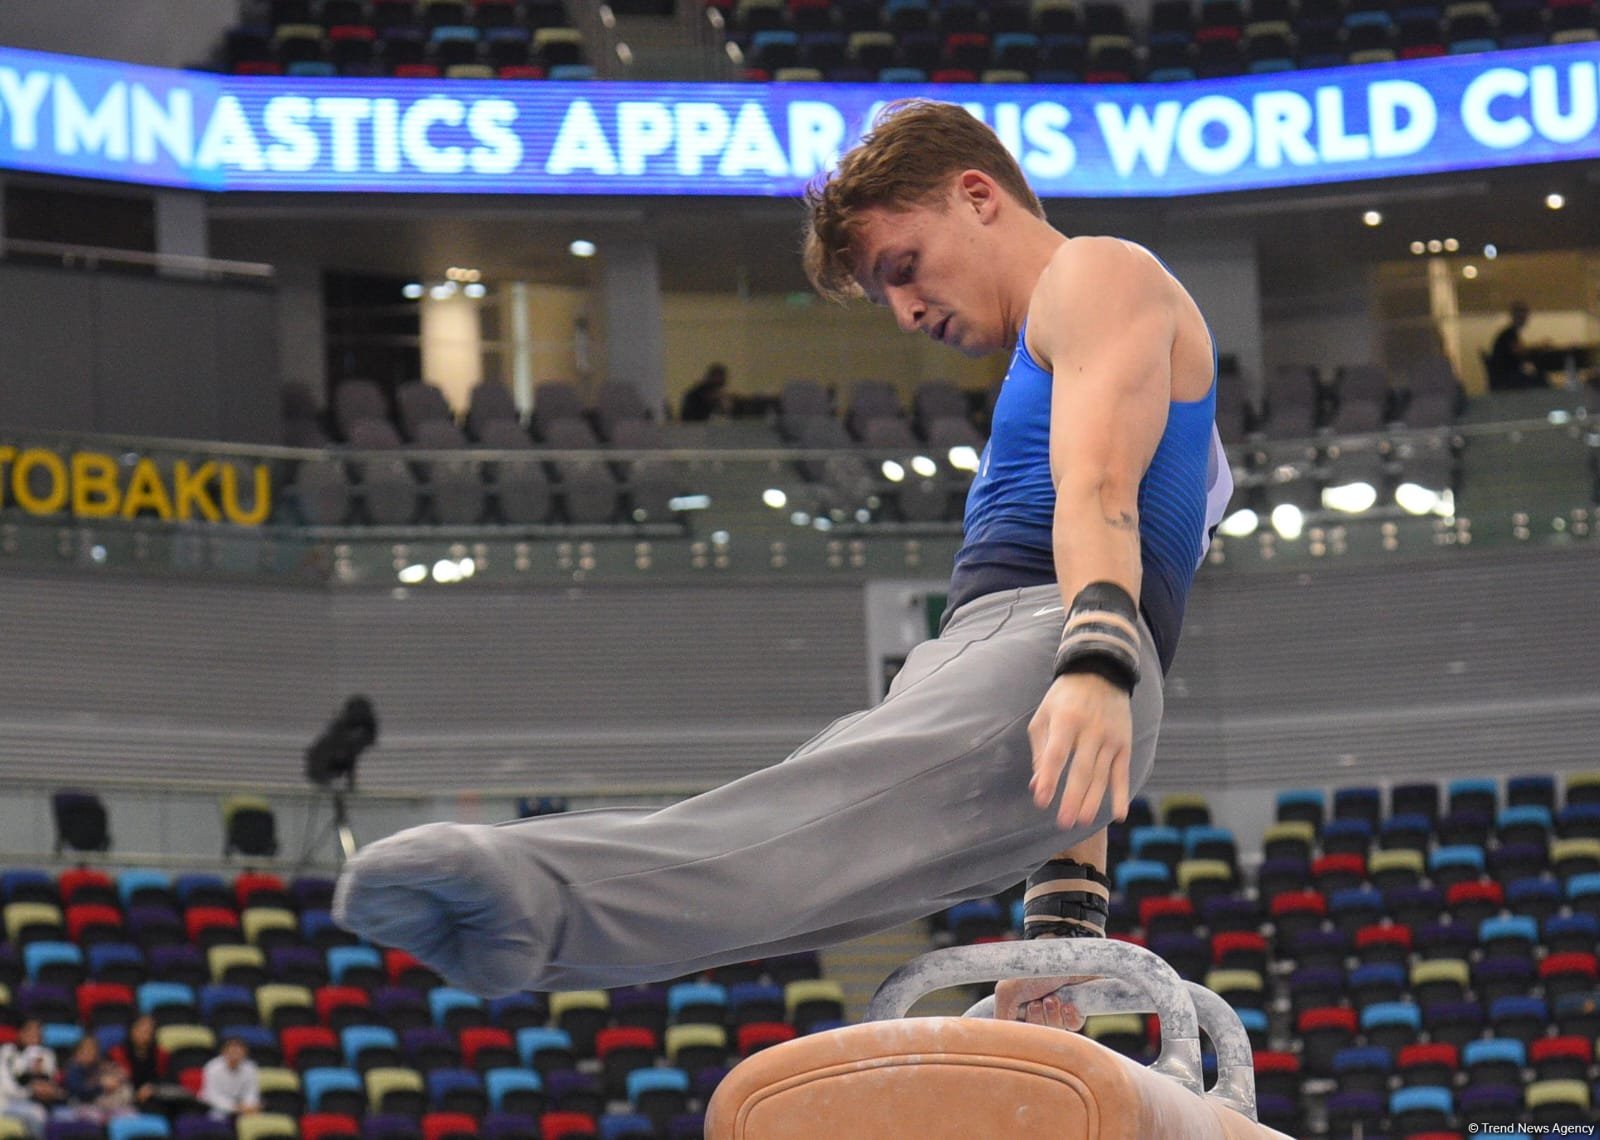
945, 317, 1231, 675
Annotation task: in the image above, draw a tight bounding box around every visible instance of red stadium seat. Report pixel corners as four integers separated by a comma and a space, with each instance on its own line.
1211, 931, 1267, 972
459, 1027, 516, 1072
1312, 853, 1366, 892
59, 869, 116, 907
540, 1112, 597, 1140
1138, 896, 1195, 936
300, 1114, 361, 1140
316, 985, 372, 1028
185, 907, 242, 947
234, 61, 285, 75
1353, 923, 1412, 964
283, 1026, 341, 1071
235, 872, 290, 910
497, 65, 545, 78
386, 949, 440, 990
77, 982, 135, 1026
393, 63, 442, 78
421, 1113, 478, 1140
737, 1022, 796, 1057
67, 904, 125, 945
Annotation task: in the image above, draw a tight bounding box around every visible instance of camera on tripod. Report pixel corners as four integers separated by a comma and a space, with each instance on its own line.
305, 696, 378, 790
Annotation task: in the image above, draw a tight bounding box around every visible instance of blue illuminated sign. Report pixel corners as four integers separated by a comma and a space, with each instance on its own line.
0, 43, 1595, 197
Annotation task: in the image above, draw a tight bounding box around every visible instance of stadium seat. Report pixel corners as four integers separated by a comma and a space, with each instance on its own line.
1361, 1002, 1421, 1052
367, 1067, 427, 1117
1527, 1079, 1591, 1126
516, 1028, 576, 1077
156, 1023, 215, 1073
428, 988, 486, 1033
485, 1068, 544, 1116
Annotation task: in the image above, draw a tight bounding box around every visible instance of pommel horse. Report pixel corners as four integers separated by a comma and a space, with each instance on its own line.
706, 939, 1295, 1138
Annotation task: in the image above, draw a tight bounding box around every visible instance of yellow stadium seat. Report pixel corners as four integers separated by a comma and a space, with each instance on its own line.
236, 1113, 298, 1140
209, 944, 267, 985
366, 1067, 425, 1114
549, 990, 609, 1019
257, 984, 314, 1029
242, 908, 298, 947
1177, 860, 1234, 893
0, 1116, 30, 1140
4, 902, 64, 943
666, 1024, 728, 1068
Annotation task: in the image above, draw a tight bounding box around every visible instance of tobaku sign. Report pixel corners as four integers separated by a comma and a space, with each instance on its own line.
0, 446, 271, 526
0, 43, 1595, 197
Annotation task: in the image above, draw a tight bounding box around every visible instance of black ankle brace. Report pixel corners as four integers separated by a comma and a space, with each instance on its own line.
1023, 859, 1111, 940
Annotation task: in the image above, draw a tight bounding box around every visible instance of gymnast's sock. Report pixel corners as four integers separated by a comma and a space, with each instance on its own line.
1022, 859, 1110, 940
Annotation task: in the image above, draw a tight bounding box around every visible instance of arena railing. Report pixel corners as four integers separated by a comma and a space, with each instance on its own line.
0, 408, 1593, 588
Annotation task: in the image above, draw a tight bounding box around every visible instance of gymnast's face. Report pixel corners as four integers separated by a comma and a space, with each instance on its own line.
853, 173, 1009, 358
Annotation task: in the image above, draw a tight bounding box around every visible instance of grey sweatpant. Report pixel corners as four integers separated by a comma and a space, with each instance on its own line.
333, 583, 1164, 995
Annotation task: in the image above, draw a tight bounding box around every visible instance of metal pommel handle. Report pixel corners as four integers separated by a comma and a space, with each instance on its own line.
864, 940, 1204, 1096
961, 978, 1258, 1121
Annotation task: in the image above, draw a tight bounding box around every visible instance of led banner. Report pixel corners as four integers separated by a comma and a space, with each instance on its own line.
0, 42, 1595, 197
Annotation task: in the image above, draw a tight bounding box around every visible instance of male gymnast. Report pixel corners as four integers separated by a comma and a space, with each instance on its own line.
333, 100, 1233, 1029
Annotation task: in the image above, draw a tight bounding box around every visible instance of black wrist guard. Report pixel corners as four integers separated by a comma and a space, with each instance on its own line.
1023, 858, 1111, 940
1053, 581, 1142, 695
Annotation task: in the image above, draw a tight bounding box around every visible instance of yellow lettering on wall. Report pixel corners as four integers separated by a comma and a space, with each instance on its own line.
119, 458, 175, 521
0, 447, 15, 509
71, 452, 122, 518
13, 449, 68, 516
221, 463, 271, 526
174, 460, 221, 523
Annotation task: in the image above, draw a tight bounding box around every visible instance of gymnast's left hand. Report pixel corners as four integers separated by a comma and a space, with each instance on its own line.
1028, 673, 1132, 829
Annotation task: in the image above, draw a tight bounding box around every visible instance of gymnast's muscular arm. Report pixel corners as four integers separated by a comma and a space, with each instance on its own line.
1025, 237, 1174, 829
995, 239, 1175, 1029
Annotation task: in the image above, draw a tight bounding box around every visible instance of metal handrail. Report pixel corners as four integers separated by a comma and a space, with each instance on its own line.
0, 237, 275, 281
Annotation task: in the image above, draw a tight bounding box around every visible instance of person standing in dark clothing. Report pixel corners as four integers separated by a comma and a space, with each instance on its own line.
680, 363, 731, 421
1487, 302, 1539, 390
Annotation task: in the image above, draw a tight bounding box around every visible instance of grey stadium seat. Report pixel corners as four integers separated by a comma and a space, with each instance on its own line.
609, 418, 681, 523
467, 381, 522, 437
477, 420, 551, 525
846, 380, 905, 438
912, 381, 969, 436
779, 380, 832, 439
532, 381, 587, 437
346, 419, 419, 525
594, 381, 653, 441
332, 380, 389, 439
293, 459, 352, 525
542, 417, 619, 524
1334, 364, 1391, 434
863, 419, 946, 523
412, 420, 484, 525
396, 382, 456, 439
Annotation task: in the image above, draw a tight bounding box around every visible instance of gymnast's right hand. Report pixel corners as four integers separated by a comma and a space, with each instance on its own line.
332, 822, 549, 998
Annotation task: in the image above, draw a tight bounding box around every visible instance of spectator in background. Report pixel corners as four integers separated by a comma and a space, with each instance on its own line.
108, 1016, 162, 1109
60, 1037, 102, 1110
60, 1040, 133, 1125
680, 363, 731, 421
1487, 301, 1540, 389
0, 1020, 64, 1138
197, 1039, 258, 1122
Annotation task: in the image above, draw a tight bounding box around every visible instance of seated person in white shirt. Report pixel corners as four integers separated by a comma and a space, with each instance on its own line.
0, 1020, 64, 1139
198, 1039, 260, 1121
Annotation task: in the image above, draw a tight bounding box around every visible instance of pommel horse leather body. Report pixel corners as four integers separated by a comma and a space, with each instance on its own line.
704, 1017, 1290, 1139
705, 940, 1295, 1139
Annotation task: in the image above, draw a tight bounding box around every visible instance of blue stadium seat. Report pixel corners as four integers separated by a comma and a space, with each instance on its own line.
1319, 818, 1373, 856
107, 1114, 171, 1140
342, 1024, 400, 1070
1114, 860, 1169, 896
1334, 786, 1381, 826
486, 993, 547, 1031
515, 1027, 574, 1070
42, 1023, 84, 1051
327, 945, 384, 988
1331, 1045, 1393, 1094
1130, 826, 1183, 867
1275, 789, 1324, 829
1183, 826, 1237, 865
1449, 777, 1498, 817
1390, 1085, 1452, 1133
1427, 845, 1484, 887
426, 1068, 486, 1114
1479, 914, 1538, 955
666, 982, 726, 1024
117, 871, 173, 910
1506, 876, 1563, 920
1360, 1002, 1421, 1051
598, 1114, 654, 1140
199, 984, 256, 1026
1233, 1007, 1269, 1049
428, 987, 484, 1029
1463, 1037, 1526, 1085
24, 941, 83, 984
946, 899, 1005, 942
1420, 998, 1484, 1049
137, 981, 196, 1019
1488, 995, 1548, 1042
485, 1068, 544, 1114
1348, 964, 1405, 1010
1497, 804, 1553, 845
1508, 774, 1557, 811
174, 875, 230, 909
303, 1066, 366, 1113
1544, 913, 1600, 955
1, 871, 58, 906
1379, 813, 1432, 852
